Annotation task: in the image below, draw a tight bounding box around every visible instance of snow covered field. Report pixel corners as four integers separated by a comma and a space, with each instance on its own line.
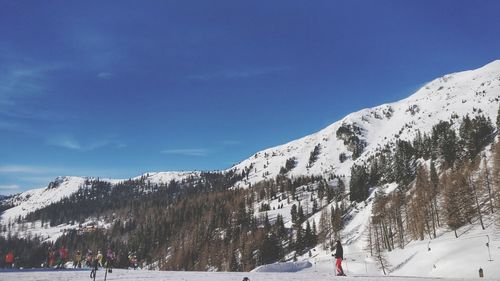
0, 269, 495, 281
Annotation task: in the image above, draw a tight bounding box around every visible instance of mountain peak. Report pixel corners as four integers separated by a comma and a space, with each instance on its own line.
230, 61, 500, 187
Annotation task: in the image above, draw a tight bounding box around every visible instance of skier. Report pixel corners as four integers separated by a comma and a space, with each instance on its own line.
85, 249, 93, 267
333, 240, 345, 276
58, 246, 68, 268
73, 250, 82, 268
5, 251, 14, 268
90, 256, 99, 281
105, 247, 115, 273
96, 250, 104, 267
48, 248, 56, 267
128, 252, 138, 270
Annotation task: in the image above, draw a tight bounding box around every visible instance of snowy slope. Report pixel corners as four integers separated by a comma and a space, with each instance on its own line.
133, 171, 200, 185
287, 184, 500, 279
1, 176, 87, 223
0, 268, 494, 281
230, 60, 500, 186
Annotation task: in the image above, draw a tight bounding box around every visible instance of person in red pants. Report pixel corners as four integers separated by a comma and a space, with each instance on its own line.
334, 240, 345, 276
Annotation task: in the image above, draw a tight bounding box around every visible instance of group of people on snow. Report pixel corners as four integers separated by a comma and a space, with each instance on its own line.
43, 247, 116, 270
1, 244, 141, 271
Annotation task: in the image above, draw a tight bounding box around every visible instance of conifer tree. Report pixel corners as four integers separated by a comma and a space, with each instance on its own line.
455, 166, 476, 226
331, 204, 342, 239
295, 226, 304, 254
430, 160, 441, 227
442, 171, 463, 238
349, 164, 370, 202
304, 221, 313, 248
464, 162, 485, 230
392, 140, 416, 186
290, 204, 298, 224
414, 164, 434, 239
493, 140, 500, 212
297, 205, 305, 224
480, 155, 495, 214
432, 121, 458, 169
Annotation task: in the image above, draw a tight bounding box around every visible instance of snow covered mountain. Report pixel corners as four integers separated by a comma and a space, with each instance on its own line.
1, 60, 499, 278
4, 60, 499, 219
2, 60, 499, 226
230, 60, 500, 187
0, 172, 200, 224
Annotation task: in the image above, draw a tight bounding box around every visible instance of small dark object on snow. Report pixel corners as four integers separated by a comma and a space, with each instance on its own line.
479, 267, 484, 278
242, 277, 250, 281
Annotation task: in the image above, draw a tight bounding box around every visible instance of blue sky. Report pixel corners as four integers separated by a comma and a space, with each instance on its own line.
1, 0, 500, 194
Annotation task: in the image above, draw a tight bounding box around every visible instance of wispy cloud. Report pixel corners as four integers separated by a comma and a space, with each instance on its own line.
97, 72, 115, 79
0, 164, 125, 178
46, 135, 82, 150
0, 165, 56, 174
189, 66, 290, 81
161, 148, 208, 157
0, 184, 20, 190
0, 57, 66, 123
0, 63, 62, 108
45, 135, 126, 151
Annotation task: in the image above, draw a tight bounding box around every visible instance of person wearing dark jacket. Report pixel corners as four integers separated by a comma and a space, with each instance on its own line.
334, 240, 345, 276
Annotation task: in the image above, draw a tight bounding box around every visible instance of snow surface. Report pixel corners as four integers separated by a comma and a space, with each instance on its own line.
0, 269, 494, 281
252, 261, 312, 272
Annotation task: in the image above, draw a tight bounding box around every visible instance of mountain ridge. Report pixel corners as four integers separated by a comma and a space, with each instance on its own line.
229, 59, 500, 186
